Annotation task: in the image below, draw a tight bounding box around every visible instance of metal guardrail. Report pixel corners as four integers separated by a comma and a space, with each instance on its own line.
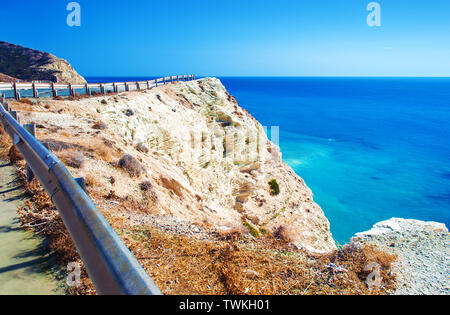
0, 75, 189, 294
0, 74, 196, 100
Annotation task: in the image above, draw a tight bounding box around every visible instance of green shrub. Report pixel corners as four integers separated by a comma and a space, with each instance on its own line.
243, 221, 259, 238
268, 179, 280, 196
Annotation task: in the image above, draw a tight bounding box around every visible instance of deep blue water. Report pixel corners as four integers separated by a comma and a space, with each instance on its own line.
88, 76, 450, 244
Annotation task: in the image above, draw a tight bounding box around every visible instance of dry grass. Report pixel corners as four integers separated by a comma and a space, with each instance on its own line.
85, 174, 98, 187
20, 98, 34, 105
115, 225, 397, 295
59, 149, 85, 169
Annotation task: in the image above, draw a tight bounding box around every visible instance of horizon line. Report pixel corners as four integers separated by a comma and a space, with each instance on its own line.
84, 75, 450, 78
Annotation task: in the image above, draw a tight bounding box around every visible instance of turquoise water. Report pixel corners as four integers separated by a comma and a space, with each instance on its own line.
218, 77, 450, 244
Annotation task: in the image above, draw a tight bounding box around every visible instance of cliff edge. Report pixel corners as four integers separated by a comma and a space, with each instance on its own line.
0, 41, 86, 84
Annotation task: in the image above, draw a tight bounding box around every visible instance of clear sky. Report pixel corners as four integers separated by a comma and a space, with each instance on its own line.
1, 0, 449, 77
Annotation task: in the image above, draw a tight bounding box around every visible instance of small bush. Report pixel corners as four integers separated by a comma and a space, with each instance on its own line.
101, 99, 108, 105
85, 174, 97, 187
92, 121, 108, 130
274, 224, 297, 243
243, 221, 259, 238
268, 179, 280, 196
61, 150, 85, 169
136, 143, 149, 153
217, 225, 246, 241
139, 181, 153, 192
53, 96, 64, 101
124, 109, 134, 117
118, 154, 144, 177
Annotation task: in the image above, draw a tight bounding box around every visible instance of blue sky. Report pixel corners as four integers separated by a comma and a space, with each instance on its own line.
1, 0, 449, 77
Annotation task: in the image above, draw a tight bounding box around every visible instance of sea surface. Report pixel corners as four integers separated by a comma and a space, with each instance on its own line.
87, 76, 450, 244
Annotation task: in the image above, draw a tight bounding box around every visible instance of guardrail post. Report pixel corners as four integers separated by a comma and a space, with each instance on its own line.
23, 123, 37, 183
113, 83, 117, 93
100, 84, 105, 94
52, 83, 57, 97
136, 82, 140, 91
10, 111, 20, 123
1, 94, 5, 104
125, 83, 129, 92
155, 79, 158, 88
32, 82, 39, 98
85, 84, 90, 96
13, 82, 19, 100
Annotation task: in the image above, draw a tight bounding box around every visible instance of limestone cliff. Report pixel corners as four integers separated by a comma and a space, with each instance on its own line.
19, 78, 336, 253
0, 41, 86, 84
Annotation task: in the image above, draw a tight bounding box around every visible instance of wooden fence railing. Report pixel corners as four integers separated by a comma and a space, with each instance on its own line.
0, 74, 196, 100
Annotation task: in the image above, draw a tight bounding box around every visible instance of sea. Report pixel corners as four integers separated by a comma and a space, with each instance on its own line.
87, 76, 450, 244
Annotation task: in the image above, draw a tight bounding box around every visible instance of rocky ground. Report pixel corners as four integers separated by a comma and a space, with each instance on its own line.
352, 218, 449, 295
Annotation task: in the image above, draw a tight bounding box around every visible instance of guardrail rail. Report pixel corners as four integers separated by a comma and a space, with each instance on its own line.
0, 73, 196, 295
0, 74, 195, 100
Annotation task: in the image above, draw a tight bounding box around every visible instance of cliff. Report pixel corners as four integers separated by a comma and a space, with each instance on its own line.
0, 41, 86, 84
16, 77, 336, 254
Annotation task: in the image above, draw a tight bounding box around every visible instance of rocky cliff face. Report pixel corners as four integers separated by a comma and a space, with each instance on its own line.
0, 41, 86, 83
19, 78, 336, 253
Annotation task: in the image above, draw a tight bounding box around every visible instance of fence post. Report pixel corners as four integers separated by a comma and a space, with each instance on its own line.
52, 83, 57, 97
1, 94, 5, 104
32, 82, 39, 98
10, 111, 20, 124
125, 83, 129, 92
85, 84, 90, 96
23, 123, 37, 183
13, 82, 21, 100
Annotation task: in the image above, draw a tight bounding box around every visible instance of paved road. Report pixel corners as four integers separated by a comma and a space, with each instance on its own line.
0, 160, 63, 295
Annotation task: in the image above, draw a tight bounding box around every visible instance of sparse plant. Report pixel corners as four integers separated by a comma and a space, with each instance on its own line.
139, 181, 153, 192
60, 150, 85, 169
136, 143, 149, 153
92, 121, 108, 130
118, 154, 144, 177
268, 179, 280, 196
243, 221, 259, 238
